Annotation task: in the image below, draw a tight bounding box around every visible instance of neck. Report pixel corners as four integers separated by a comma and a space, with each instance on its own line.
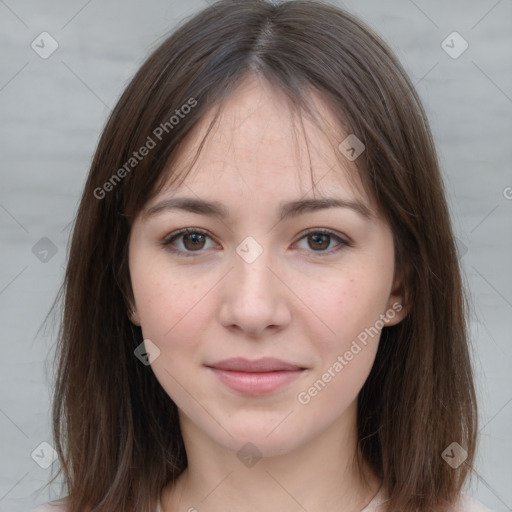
161, 401, 382, 512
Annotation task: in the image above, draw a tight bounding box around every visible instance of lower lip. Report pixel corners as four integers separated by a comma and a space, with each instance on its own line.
207, 367, 305, 395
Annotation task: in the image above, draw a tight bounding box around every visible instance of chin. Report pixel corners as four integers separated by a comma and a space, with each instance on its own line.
214, 424, 303, 458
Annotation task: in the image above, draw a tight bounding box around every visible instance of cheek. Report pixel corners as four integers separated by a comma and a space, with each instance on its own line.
134, 271, 205, 345
294, 250, 394, 399
129, 239, 205, 335
302, 265, 391, 342
131, 264, 210, 398
294, 272, 387, 415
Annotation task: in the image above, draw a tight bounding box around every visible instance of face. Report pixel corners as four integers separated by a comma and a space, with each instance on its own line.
128, 76, 406, 457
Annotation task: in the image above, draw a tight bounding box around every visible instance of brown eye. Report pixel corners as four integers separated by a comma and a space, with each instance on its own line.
307, 233, 331, 251
181, 232, 206, 251
295, 229, 349, 255
162, 228, 216, 257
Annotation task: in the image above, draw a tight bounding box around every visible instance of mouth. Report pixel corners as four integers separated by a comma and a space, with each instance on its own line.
204, 357, 307, 396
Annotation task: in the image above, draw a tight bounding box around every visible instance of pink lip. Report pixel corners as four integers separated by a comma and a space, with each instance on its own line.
206, 357, 304, 372
205, 357, 306, 396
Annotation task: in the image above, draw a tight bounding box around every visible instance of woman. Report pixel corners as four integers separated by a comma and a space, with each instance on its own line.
28, 1, 493, 511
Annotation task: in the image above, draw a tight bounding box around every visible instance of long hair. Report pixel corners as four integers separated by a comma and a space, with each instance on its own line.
45, 1, 477, 511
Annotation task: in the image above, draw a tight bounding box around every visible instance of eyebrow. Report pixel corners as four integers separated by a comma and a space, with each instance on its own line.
143, 196, 373, 222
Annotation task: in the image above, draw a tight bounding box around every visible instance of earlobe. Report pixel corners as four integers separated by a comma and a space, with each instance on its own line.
385, 275, 410, 326
129, 308, 140, 326
384, 298, 408, 326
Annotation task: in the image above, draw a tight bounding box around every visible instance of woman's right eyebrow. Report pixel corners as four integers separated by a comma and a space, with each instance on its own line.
143, 196, 374, 223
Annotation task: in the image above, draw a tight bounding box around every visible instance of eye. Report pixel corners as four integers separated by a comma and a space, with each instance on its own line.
161, 228, 350, 257
162, 228, 217, 257
293, 228, 350, 256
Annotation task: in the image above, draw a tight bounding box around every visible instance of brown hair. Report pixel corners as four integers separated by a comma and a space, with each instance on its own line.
44, 1, 478, 511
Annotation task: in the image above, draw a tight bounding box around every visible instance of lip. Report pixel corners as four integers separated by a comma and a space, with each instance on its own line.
206, 357, 305, 372
205, 357, 307, 396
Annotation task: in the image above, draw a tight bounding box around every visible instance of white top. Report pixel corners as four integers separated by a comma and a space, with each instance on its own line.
26, 487, 495, 512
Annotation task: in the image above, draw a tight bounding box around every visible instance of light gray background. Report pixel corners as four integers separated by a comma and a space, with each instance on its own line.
1, 0, 511, 511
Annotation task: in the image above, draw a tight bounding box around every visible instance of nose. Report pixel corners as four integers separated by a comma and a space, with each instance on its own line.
217, 242, 291, 338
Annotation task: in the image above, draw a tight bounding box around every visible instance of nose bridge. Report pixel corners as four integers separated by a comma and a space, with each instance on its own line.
232, 234, 276, 298
218, 234, 290, 335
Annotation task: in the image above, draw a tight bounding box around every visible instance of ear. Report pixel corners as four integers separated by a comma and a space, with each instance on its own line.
128, 301, 141, 326
384, 268, 410, 327
130, 310, 141, 326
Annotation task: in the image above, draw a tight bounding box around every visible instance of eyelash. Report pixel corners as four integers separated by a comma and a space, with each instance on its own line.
161, 227, 351, 258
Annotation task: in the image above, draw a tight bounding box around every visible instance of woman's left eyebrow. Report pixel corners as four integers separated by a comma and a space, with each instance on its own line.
143, 196, 374, 222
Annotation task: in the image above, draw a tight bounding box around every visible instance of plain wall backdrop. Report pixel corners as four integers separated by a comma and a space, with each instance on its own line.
0, 0, 511, 510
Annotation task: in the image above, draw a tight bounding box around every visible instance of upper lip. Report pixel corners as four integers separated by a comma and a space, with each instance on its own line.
205, 357, 305, 372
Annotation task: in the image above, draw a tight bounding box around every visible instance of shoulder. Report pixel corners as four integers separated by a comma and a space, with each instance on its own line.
369, 489, 495, 512
454, 493, 495, 512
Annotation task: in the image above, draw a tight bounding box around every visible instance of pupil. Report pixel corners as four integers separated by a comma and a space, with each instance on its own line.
185, 234, 204, 250
310, 234, 329, 250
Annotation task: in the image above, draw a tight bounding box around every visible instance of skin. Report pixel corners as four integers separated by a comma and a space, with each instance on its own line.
128, 75, 407, 512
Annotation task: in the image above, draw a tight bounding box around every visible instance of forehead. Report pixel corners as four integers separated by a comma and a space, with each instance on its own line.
156, 76, 371, 208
